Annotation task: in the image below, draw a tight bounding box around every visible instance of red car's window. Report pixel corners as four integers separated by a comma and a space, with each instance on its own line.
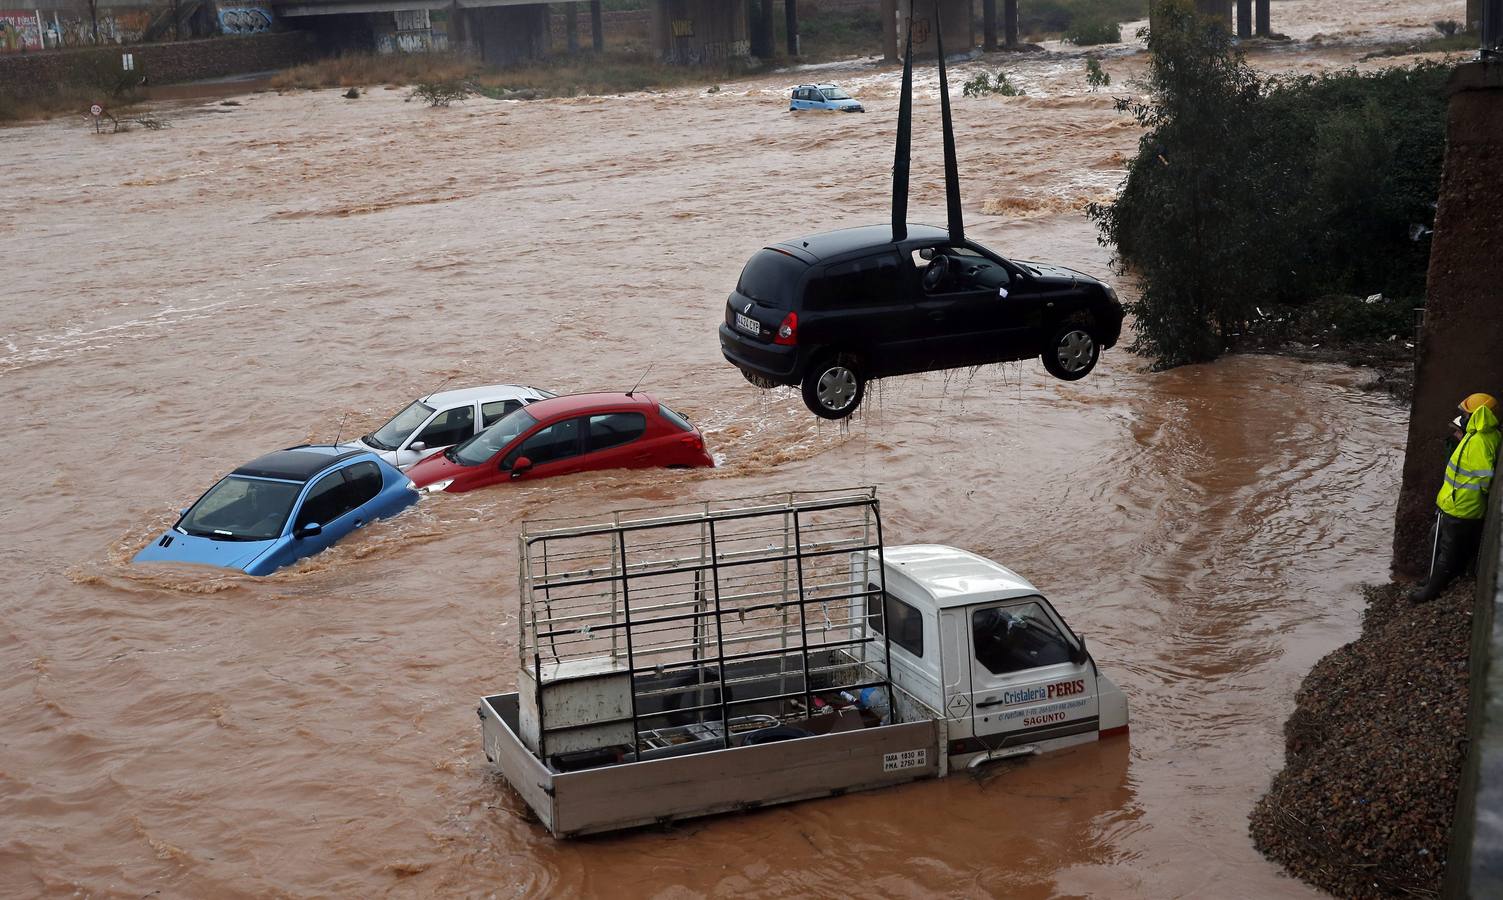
658, 404, 693, 432
587, 413, 646, 452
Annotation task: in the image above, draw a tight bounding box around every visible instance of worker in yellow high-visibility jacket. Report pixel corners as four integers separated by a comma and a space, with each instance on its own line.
1411, 393, 1501, 603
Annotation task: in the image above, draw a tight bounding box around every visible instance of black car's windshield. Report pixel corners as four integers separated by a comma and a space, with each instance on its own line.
178, 476, 300, 541
453, 408, 538, 465
821, 87, 852, 100
737, 249, 808, 310
367, 400, 434, 450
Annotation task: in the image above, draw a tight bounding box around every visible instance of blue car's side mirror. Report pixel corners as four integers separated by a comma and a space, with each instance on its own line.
294, 522, 323, 539
179, 508, 189, 518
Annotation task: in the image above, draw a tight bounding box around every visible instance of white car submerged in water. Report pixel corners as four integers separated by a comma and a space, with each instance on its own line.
345, 384, 555, 471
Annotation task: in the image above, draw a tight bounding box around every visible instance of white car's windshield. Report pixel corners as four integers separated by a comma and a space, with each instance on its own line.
178, 476, 300, 542
821, 87, 851, 100
368, 400, 434, 450
453, 408, 538, 466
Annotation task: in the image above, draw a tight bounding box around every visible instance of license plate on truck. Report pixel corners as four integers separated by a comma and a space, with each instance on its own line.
735, 313, 760, 336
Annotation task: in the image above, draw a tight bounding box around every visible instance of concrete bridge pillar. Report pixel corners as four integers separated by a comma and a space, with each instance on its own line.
898, 0, 975, 59
471, 3, 551, 66
653, 0, 750, 64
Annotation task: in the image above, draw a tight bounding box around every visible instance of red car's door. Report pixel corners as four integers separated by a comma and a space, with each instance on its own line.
500, 416, 586, 481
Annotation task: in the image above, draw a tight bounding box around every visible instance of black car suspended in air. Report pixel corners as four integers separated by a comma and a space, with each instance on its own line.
719, 7, 1124, 420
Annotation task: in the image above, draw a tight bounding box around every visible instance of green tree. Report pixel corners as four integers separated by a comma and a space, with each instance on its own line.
1088, 0, 1263, 366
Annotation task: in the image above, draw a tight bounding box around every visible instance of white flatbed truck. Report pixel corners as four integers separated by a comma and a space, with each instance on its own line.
478, 489, 1128, 837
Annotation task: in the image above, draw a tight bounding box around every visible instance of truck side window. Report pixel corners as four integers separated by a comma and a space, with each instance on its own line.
867, 585, 924, 658
971, 602, 1074, 674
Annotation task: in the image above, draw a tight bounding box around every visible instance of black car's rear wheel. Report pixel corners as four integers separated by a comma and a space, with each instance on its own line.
1041, 324, 1100, 381
740, 367, 778, 390
801, 354, 865, 419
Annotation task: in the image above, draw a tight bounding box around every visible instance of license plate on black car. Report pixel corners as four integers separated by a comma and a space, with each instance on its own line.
735, 313, 760, 335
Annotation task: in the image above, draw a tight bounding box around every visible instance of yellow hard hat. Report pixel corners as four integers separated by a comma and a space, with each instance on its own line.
1459, 393, 1498, 414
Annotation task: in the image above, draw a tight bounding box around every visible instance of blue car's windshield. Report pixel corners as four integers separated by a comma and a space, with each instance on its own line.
820, 87, 852, 100
367, 400, 434, 451
178, 476, 301, 541
453, 408, 538, 465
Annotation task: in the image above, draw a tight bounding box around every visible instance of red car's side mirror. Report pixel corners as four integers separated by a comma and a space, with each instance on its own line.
510, 456, 533, 478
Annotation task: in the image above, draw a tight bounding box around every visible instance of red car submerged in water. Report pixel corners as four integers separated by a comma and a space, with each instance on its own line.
406, 392, 713, 493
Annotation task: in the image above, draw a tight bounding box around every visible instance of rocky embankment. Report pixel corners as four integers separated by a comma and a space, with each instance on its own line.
1250, 581, 1471, 898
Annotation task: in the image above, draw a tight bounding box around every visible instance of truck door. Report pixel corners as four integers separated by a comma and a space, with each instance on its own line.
963, 597, 1098, 750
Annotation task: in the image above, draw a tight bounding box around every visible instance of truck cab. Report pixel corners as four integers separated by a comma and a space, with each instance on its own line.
862, 545, 1128, 766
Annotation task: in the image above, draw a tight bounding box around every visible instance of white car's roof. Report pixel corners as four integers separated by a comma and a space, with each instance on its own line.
883, 544, 1039, 609
421, 384, 546, 407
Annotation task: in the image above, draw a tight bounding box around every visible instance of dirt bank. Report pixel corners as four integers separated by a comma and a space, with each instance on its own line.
1250, 580, 1471, 898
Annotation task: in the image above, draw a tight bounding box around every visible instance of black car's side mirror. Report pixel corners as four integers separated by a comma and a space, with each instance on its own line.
1070, 635, 1089, 666
294, 522, 323, 539
510, 456, 534, 478
919, 247, 935, 260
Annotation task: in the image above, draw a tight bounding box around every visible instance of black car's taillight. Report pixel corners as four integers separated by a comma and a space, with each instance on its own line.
774, 311, 798, 346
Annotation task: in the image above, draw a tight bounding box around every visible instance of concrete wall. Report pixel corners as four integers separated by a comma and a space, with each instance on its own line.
0, 30, 315, 91
470, 3, 549, 66
652, 0, 749, 64
898, 0, 973, 59
1446, 417, 1503, 895
1393, 61, 1503, 580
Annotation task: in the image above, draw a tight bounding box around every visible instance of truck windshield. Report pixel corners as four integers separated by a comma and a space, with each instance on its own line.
178, 476, 300, 542
736, 249, 808, 310
368, 400, 434, 451
971, 603, 1074, 674
453, 408, 538, 465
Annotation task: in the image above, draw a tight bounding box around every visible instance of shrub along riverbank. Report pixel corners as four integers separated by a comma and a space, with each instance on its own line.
1088, 0, 1451, 373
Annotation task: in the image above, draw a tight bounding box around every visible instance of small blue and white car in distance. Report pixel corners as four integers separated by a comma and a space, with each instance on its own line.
790, 83, 864, 112
345, 384, 555, 472
134, 446, 419, 576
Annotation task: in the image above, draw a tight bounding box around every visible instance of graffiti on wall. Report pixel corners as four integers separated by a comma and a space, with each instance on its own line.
0, 11, 41, 51
670, 18, 693, 38
668, 38, 749, 65
376, 9, 447, 54
219, 7, 273, 34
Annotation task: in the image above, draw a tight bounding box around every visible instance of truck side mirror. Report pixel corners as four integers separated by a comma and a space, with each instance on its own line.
1070, 635, 1089, 666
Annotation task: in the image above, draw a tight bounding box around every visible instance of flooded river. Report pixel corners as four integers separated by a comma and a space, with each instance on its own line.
0, 1, 1456, 896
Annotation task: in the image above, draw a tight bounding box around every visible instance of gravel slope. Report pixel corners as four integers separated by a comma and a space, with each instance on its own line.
1250, 581, 1471, 898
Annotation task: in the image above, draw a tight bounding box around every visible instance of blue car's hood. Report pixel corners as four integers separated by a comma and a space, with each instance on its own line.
133, 530, 276, 572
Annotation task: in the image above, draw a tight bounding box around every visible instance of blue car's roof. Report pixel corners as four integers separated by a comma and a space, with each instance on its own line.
233, 446, 366, 482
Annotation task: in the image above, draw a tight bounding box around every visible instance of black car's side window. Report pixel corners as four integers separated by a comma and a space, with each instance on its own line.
587, 413, 647, 452
507, 418, 582, 468
913, 245, 1008, 294
342, 461, 383, 508
805, 253, 902, 310
297, 471, 350, 529
417, 405, 475, 447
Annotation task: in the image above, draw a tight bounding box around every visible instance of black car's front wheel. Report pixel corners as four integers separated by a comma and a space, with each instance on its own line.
801, 354, 865, 419
1041, 324, 1100, 381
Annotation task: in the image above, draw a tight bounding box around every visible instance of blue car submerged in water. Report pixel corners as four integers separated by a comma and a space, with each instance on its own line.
134, 446, 419, 576
789, 83, 864, 112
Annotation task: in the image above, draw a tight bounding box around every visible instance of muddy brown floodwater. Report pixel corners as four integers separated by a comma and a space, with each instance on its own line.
0, 2, 1459, 896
